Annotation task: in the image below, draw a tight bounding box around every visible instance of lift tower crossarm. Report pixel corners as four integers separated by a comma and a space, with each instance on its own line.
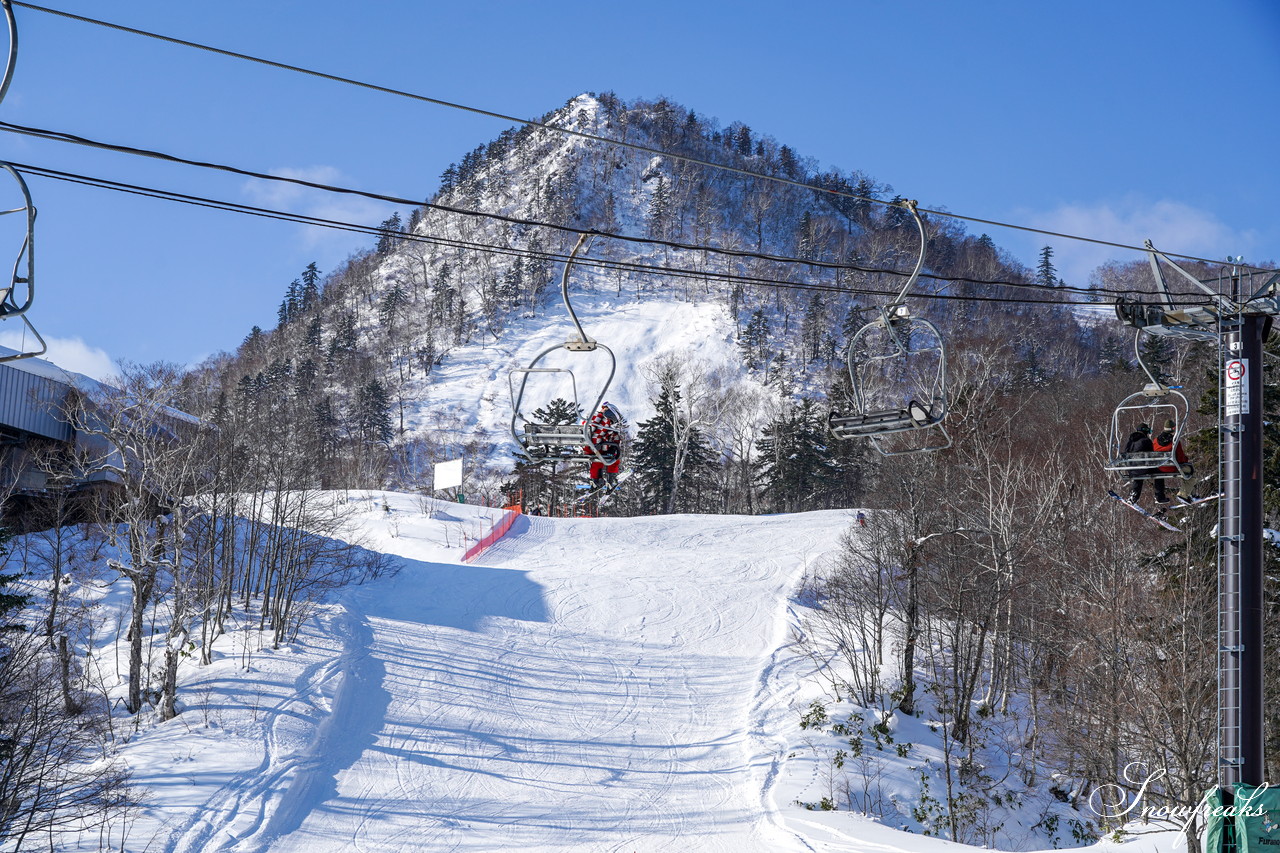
1145, 239, 1236, 309
1240, 272, 1280, 316
1114, 241, 1238, 342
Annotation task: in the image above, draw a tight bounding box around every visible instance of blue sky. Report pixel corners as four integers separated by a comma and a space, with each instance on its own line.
4, 0, 1277, 377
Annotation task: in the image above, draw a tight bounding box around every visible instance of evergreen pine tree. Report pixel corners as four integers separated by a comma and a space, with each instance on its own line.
241, 326, 265, 359
801, 294, 824, 364
380, 283, 408, 327
305, 316, 324, 353
778, 145, 799, 178
376, 213, 403, 255
1036, 245, 1059, 288
356, 380, 394, 445
632, 384, 714, 513
439, 164, 459, 195
533, 398, 582, 424
850, 177, 877, 226
0, 525, 31, 773
1140, 333, 1175, 383
739, 309, 770, 371
647, 175, 670, 239
1098, 334, 1128, 374
796, 211, 815, 260
755, 399, 841, 512
0, 527, 29, 650
500, 258, 524, 308
300, 262, 322, 310
841, 304, 868, 343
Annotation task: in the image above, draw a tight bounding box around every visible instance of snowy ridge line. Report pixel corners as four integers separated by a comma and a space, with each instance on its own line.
462, 507, 522, 564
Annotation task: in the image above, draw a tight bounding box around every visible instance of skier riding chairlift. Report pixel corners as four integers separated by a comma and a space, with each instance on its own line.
585, 401, 623, 488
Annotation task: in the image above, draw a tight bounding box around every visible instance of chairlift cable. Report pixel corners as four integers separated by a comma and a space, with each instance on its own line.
13, 160, 1227, 315
9, 1, 1264, 276
6, 155, 1225, 311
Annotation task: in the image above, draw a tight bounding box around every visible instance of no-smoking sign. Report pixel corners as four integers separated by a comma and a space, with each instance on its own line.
1226, 358, 1249, 416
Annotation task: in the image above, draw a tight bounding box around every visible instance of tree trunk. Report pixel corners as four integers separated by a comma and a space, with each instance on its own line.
898, 549, 919, 716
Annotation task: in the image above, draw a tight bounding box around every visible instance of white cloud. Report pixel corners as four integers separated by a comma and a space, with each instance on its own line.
1006, 198, 1260, 290
0, 329, 117, 381
242, 166, 399, 250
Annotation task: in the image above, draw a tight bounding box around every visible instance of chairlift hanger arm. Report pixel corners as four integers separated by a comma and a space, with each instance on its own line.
0, 163, 33, 315
561, 232, 594, 350
890, 199, 926, 305
0, 7, 32, 319
0, 1, 14, 108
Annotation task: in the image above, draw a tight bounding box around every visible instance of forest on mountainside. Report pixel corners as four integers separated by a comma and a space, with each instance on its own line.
184, 91, 1125, 513
2, 91, 1279, 847
154, 93, 1280, 845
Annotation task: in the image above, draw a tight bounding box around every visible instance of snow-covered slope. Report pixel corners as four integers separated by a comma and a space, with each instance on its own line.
46, 496, 1180, 853
403, 294, 744, 477
85, 495, 852, 852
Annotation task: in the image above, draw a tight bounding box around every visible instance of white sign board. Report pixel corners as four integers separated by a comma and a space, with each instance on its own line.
1225, 358, 1249, 417
434, 458, 463, 491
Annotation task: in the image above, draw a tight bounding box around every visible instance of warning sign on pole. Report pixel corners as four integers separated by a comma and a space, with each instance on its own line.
1225, 358, 1249, 417
434, 458, 463, 491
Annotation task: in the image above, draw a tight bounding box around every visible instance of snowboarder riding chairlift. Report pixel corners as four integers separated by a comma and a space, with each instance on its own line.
1124, 423, 1163, 505
585, 401, 622, 488
1153, 417, 1192, 494
1125, 420, 1191, 507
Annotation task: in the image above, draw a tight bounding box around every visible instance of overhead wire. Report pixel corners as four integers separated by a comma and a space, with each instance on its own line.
7, 0, 1263, 276
0, 121, 1222, 307
0, 121, 1060, 290
14, 160, 1219, 310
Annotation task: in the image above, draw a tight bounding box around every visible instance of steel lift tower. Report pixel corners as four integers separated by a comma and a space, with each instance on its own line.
1117, 246, 1280, 842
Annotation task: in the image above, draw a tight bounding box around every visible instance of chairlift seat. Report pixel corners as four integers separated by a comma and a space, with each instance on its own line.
1103, 336, 1191, 479
829, 401, 941, 439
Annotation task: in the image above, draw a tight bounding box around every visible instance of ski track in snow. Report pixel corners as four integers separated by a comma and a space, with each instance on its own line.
73, 495, 1178, 853
188, 509, 855, 853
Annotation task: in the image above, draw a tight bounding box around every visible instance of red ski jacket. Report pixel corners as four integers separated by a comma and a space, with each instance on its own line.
1152, 432, 1188, 474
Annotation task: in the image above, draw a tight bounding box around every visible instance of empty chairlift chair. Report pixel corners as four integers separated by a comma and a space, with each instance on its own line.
829, 200, 950, 456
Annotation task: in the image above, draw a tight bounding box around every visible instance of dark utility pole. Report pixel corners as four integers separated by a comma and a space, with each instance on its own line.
1220, 312, 1266, 786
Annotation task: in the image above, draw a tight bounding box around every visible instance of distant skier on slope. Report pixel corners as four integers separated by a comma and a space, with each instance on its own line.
584, 401, 623, 488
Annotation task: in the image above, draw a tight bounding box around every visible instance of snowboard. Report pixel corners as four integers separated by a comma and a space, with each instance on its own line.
1170, 492, 1220, 509
575, 471, 632, 504
1107, 490, 1181, 532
